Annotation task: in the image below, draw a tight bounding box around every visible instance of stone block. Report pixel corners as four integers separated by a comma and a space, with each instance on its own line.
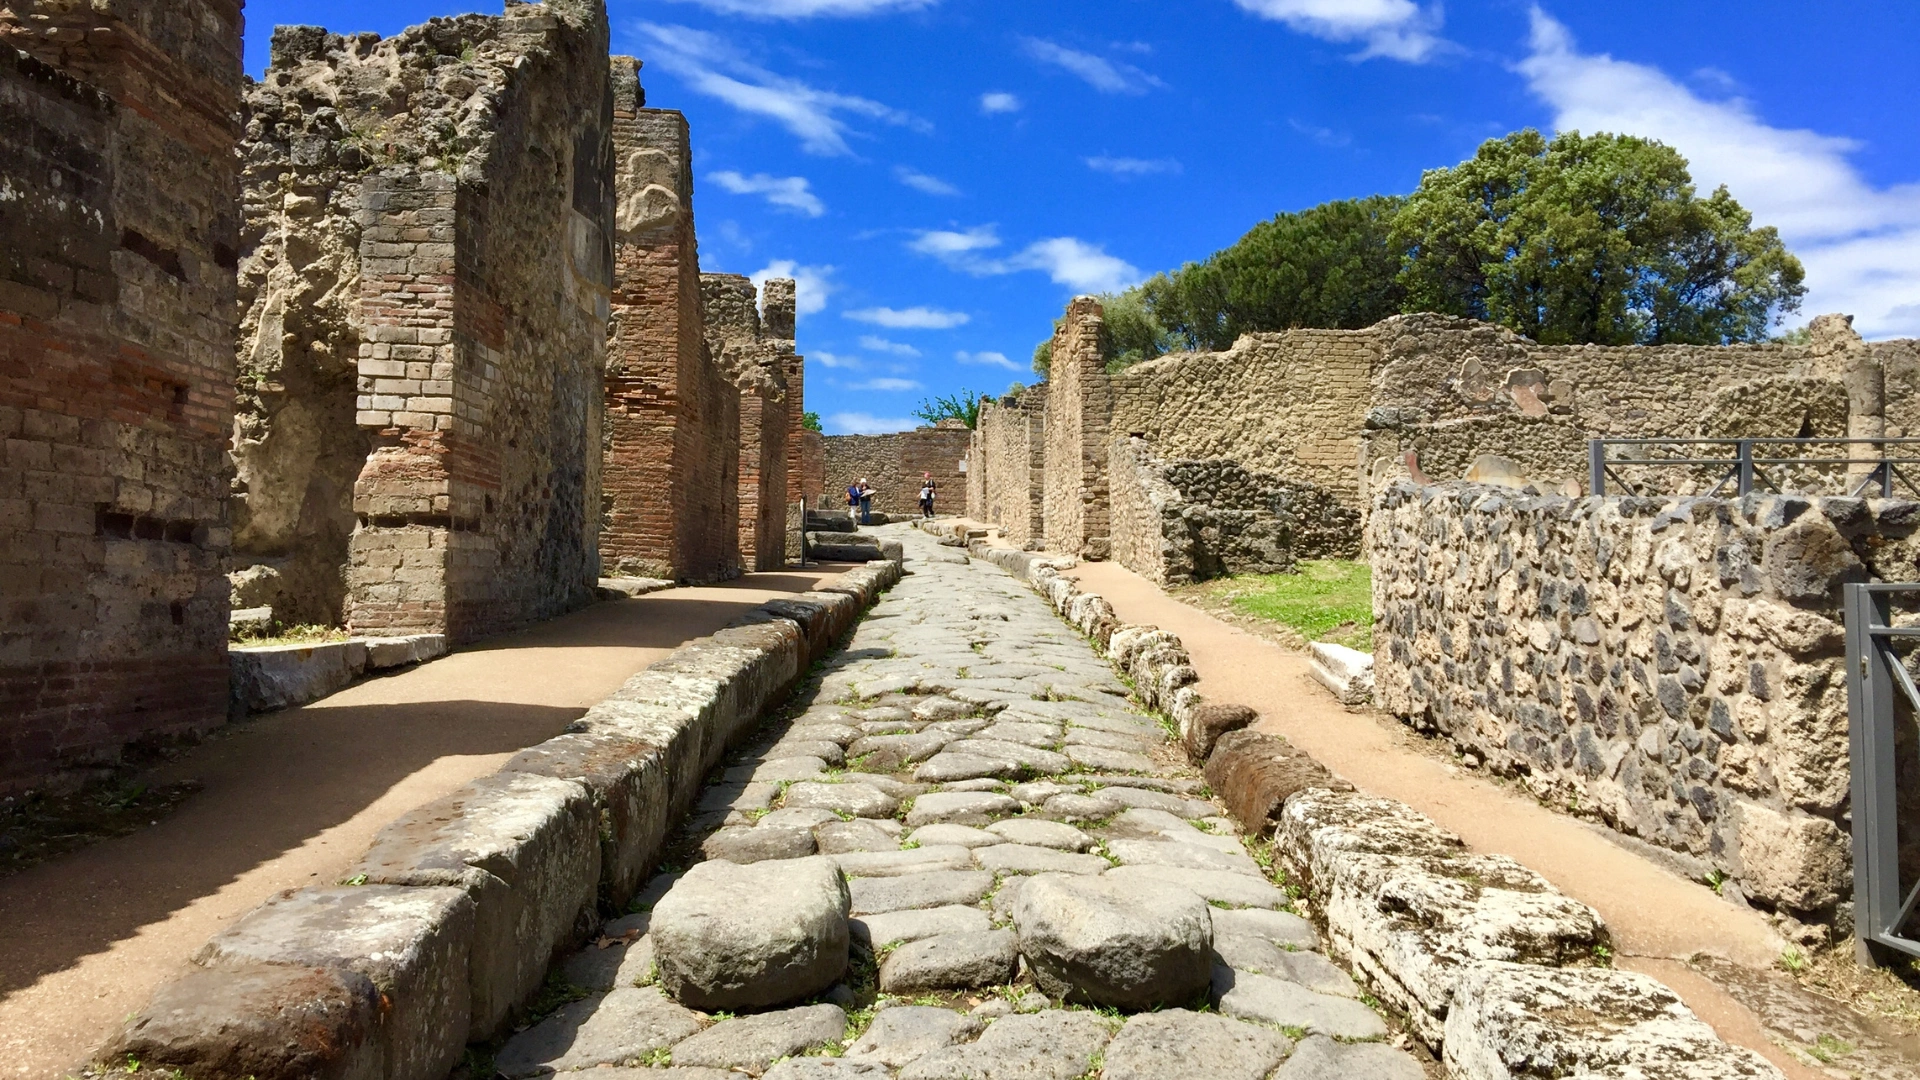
651, 856, 851, 1011
105, 962, 385, 1080
1012, 873, 1213, 1008
1205, 730, 1351, 835
350, 772, 601, 1038
230, 641, 365, 713
1735, 802, 1848, 911
502, 731, 672, 906
1308, 641, 1374, 705
1182, 702, 1257, 762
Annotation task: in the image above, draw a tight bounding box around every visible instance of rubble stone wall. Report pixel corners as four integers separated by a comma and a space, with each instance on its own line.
1369, 480, 1918, 933
0, 0, 244, 793
240, 3, 614, 643
970, 384, 1046, 547
1043, 297, 1113, 558
702, 273, 792, 570
600, 64, 739, 583
823, 425, 971, 517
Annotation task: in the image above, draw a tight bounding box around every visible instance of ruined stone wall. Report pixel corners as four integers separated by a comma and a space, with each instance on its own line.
823, 425, 971, 517
1044, 297, 1114, 557
972, 385, 1046, 546
703, 273, 791, 570
240, 4, 614, 643
1369, 481, 1912, 934
0, 0, 243, 793
799, 430, 825, 507
600, 62, 739, 583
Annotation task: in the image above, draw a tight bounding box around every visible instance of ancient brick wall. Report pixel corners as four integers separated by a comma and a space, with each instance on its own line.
799, 430, 826, 508
971, 385, 1046, 546
823, 425, 971, 517
1369, 481, 1911, 934
0, 0, 243, 793
703, 273, 792, 570
600, 61, 740, 583
1043, 297, 1114, 558
243, 3, 613, 643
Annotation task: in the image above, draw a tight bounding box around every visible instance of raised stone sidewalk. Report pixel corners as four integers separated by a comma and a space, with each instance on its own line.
494, 524, 1426, 1079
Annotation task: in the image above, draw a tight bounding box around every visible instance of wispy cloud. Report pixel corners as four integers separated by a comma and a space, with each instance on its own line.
848, 376, 923, 391
708, 170, 826, 217
980, 91, 1022, 114
812, 350, 862, 369
1520, 7, 1920, 336
895, 166, 961, 196
662, 0, 935, 17
829, 411, 919, 434
957, 349, 1021, 370
844, 305, 971, 329
637, 23, 924, 156
859, 335, 921, 357
1020, 38, 1164, 95
908, 226, 1143, 294
750, 259, 834, 317
1232, 0, 1446, 62
1085, 155, 1183, 177
1287, 119, 1352, 148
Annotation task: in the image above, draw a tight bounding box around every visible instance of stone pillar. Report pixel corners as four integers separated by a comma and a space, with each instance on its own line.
703, 273, 792, 571
0, 0, 244, 793
1802, 313, 1884, 488
1043, 296, 1113, 559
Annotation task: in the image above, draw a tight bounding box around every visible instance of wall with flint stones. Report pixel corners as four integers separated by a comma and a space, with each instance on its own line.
0, 0, 244, 794
1370, 479, 1920, 935
238, 2, 614, 641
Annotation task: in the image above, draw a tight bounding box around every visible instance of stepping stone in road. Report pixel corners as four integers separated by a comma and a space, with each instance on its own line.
494, 986, 703, 1077
650, 856, 851, 1011
1013, 873, 1214, 1009
852, 904, 992, 948
1274, 1034, 1424, 1080
849, 870, 996, 915
1100, 1009, 1293, 1080
879, 929, 1019, 992
898, 1010, 1114, 1080
903, 791, 1019, 827
844, 1005, 984, 1068
669, 1003, 848, 1072
973, 843, 1109, 876
1213, 970, 1388, 1040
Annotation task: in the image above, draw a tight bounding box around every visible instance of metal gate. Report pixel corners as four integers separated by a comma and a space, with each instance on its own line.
1845, 582, 1920, 962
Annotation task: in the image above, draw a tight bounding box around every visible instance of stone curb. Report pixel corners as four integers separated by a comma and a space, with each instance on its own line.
228, 632, 450, 715
960, 534, 1785, 1078
105, 562, 903, 1080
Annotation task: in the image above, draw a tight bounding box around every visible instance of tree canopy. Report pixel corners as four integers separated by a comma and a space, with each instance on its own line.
913, 390, 982, 429
1039, 129, 1806, 371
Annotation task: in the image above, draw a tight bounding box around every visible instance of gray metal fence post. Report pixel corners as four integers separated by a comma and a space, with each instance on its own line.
1737, 439, 1755, 495
1588, 439, 1606, 496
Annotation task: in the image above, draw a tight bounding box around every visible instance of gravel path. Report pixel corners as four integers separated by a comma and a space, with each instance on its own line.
495, 526, 1428, 1079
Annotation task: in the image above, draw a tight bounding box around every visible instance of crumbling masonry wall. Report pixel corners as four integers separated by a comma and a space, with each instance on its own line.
702, 273, 792, 571
1043, 297, 1113, 558
970, 384, 1046, 546
599, 59, 739, 583
1369, 481, 1917, 936
0, 0, 243, 793
239, 4, 613, 642
823, 424, 971, 517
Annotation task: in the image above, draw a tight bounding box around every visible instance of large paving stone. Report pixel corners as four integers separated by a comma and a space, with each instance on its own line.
898, 1010, 1114, 1080
1106, 807, 1244, 853
764, 1059, 892, 1079
1276, 1035, 1424, 1080
1064, 744, 1158, 773
816, 818, 904, 854
784, 781, 901, 819
915, 741, 1072, 782
1012, 873, 1212, 1008
746, 757, 831, 782
670, 1003, 847, 1072
1104, 864, 1289, 910
1038, 792, 1121, 822
833, 845, 975, 877
974, 844, 1109, 876
651, 856, 851, 1011
761, 807, 845, 830
1105, 837, 1261, 875
904, 791, 1020, 827
848, 732, 952, 770
984, 818, 1094, 851
907, 823, 1004, 848
853, 905, 992, 948
1101, 1009, 1292, 1080
561, 913, 654, 990
1211, 906, 1319, 950
974, 721, 1063, 748
1213, 970, 1387, 1040
1100, 788, 1221, 821
1442, 961, 1786, 1080
845, 1006, 983, 1068
850, 870, 996, 915
494, 987, 704, 1077
879, 930, 1019, 992
702, 825, 818, 863
191, 885, 472, 1080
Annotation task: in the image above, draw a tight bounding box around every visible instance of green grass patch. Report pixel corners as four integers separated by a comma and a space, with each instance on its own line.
1218, 560, 1371, 650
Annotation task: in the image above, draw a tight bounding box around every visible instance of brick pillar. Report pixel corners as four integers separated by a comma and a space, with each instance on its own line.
1043, 296, 1113, 558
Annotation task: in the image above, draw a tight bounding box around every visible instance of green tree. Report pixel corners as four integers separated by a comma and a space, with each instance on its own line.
913, 390, 983, 429
801, 410, 822, 433
1094, 287, 1178, 369
1392, 129, 1805, 344
1031, 337, 1052, 377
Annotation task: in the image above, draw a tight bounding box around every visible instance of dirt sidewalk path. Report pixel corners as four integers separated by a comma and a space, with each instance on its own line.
0, 568, 848, 1080
1065, 558, 1821, 1080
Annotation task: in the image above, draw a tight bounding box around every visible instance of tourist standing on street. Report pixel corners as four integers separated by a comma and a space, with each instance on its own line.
846, 479, 861, 518
857, 478, 875, 524
919, 473, 936, 519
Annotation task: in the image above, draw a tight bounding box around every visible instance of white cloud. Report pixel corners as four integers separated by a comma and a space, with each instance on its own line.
849, 376, 923, 391
1519, 8, 1920, 337
708, 170, 825, 217
750, 259, 834, 318
980, 91, 1022, 114
894, 166, 961, 196
663, 0, 934, 17
907, 226, 1143, 294
811, 350, 862, 369
1020, 38, 1164, 95
844, 306, 971, 329
957, 349, 1021, 370
637, 24, 924, 156
1288, 119, 1352, 148
859, 335, 921, 356
829, 411, 920, 435
1085, 155, 1183, 176
1233, 0, 1445, 62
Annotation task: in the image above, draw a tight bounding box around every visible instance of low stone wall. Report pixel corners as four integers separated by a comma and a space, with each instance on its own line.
823, 424, 971, 517
229, 633, 449, 714
1368, 480, 1920, 937
106, 561, 901, 1080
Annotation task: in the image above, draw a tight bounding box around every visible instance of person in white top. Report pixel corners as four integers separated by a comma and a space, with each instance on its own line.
918, 473, 936, 519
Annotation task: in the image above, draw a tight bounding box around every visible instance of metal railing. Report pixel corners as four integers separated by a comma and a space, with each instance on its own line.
1845, 583, 1920, 963
1589, 437, 1920, 499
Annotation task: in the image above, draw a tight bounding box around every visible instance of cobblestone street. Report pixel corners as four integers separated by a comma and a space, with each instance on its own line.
493, 525, 1426, 1079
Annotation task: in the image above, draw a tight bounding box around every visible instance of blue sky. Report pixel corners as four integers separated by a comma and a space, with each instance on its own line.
245, 1, 1920, 434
